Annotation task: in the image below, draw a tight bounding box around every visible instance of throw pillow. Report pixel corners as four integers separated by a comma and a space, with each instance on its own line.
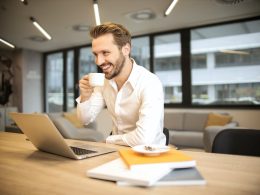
63, 112, 84, 128
205, 113, 232, 127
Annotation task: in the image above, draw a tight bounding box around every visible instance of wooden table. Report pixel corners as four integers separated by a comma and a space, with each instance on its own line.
0, 132, 260, 195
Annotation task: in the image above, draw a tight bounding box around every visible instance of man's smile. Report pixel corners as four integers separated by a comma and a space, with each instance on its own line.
100, 63, 113, 73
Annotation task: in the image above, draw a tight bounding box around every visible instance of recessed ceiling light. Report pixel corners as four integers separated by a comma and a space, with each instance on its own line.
29, 36, 47, 42
126, 9, 156, 22
73, 25, 90, 32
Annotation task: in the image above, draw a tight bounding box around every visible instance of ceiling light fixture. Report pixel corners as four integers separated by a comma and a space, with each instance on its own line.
73, 24, 90, 32
164, 0, 179, 16
127, 9, 156, 21
29, 36, 47, 42
30, 17, 52, 40
0, 38, 15, 48
20, 0, 28, 5
93, 0, 101, 25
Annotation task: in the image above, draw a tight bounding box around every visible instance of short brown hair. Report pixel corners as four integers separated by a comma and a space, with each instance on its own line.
90, 22, 131, 49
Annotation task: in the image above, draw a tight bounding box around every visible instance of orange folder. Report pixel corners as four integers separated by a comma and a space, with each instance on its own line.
119, 148, 196, 170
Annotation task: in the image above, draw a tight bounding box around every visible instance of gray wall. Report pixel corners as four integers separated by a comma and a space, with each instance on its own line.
12, 49, 43, 113
22, 50, 43, 113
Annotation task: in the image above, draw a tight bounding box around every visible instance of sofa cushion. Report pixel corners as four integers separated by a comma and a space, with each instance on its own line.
50, 115, 76, 138
164, 112, 184, 130
63, 112, 84, 128
169, 130, 204, 148
183, 112, 208, 132
205, 113, 232, 127
49, 114, 103, 141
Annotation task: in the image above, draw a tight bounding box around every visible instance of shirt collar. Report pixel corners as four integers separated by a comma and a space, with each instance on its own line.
108, 58, 139, 90
127, 58, 139, 89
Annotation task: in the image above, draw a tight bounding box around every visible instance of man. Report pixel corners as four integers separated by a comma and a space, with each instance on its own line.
76, 22, 165, 146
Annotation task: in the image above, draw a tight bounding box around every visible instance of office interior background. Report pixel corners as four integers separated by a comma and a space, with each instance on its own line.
0, 0, 260, 129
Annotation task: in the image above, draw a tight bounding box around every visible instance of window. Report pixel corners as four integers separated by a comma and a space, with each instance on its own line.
191, 54, 207, 69
66, 50, 75, 111
46, 53, 64, 112
79, 47, 97, 79
215, 47, 260, 67
44, 18, 260, 110
191, 19, 260, 106
131, 37, 150, 70
154, 33, 182, 103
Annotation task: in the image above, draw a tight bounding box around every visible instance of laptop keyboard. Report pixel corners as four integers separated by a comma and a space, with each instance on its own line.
70, 146, 97, 155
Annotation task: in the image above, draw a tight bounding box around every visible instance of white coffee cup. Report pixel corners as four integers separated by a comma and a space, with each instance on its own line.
88, 73, 105, 87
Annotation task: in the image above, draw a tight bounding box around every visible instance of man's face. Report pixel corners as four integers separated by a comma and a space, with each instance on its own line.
92, 33, 127, 80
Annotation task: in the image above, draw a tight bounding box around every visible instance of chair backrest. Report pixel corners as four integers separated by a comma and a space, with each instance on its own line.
212, 128, 260, 157
163, 127, 169, 146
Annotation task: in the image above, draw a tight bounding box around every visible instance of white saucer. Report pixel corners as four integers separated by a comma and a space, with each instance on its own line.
132, 145, 170, 156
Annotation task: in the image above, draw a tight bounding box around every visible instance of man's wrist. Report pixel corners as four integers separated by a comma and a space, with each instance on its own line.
80, 95, 90, 103
106, 135, 127, 146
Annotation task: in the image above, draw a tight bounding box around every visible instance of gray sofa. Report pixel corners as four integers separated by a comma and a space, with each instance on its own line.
48, 113, 104, 142
47, 110, 238, 151
164, 111, 238, 150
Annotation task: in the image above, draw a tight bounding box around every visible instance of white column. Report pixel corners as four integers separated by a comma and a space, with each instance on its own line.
207, 52, 215, 69
206, 52, 216, 103
208, 85, 216, 103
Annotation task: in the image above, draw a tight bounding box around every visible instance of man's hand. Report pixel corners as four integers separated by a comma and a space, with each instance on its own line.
79, 75, 94, 102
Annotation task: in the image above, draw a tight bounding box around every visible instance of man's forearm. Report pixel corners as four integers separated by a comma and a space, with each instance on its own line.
76, 94, 105, 125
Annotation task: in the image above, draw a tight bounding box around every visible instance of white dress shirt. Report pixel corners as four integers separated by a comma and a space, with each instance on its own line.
76, 60, 166, 147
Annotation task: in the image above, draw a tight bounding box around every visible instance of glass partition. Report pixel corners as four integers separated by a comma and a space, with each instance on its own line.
46, 53, 64, 112
66, 50, 75, 111
154, 33, 182, 103
79, 47, 97, 79
191, 19, 260, 105
131, 36, 150, 70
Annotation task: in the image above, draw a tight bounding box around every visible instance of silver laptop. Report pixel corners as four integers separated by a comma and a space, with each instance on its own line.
9, 112, 116, 160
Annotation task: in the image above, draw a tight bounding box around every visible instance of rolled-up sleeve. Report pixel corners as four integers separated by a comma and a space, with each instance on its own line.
76, 92, 105, 125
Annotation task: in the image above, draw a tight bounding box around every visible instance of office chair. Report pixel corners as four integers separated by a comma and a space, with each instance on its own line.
212, 128, 260, 157
163, 127, 169, 146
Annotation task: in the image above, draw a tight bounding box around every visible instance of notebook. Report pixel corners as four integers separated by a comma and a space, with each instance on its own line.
87, 158, 172, 187
117, 167, 206, 186
119, 148, 196, 170
9, 112, 116, 160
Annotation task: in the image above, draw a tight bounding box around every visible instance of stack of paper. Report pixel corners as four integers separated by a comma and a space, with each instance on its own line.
87, 147, 206, 187
117, 167, 206, 186
87, 158, 172, 186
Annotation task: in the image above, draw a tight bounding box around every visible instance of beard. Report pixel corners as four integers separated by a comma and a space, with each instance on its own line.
103, 52, 126, 80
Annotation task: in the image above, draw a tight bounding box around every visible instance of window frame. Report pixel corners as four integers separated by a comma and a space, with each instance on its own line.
43, 16, 260, 112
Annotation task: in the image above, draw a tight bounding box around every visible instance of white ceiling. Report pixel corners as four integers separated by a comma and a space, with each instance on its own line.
0, 0, 260, 52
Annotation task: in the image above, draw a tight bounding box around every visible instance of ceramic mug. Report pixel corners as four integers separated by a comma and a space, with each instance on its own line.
88, 73, 105, 87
